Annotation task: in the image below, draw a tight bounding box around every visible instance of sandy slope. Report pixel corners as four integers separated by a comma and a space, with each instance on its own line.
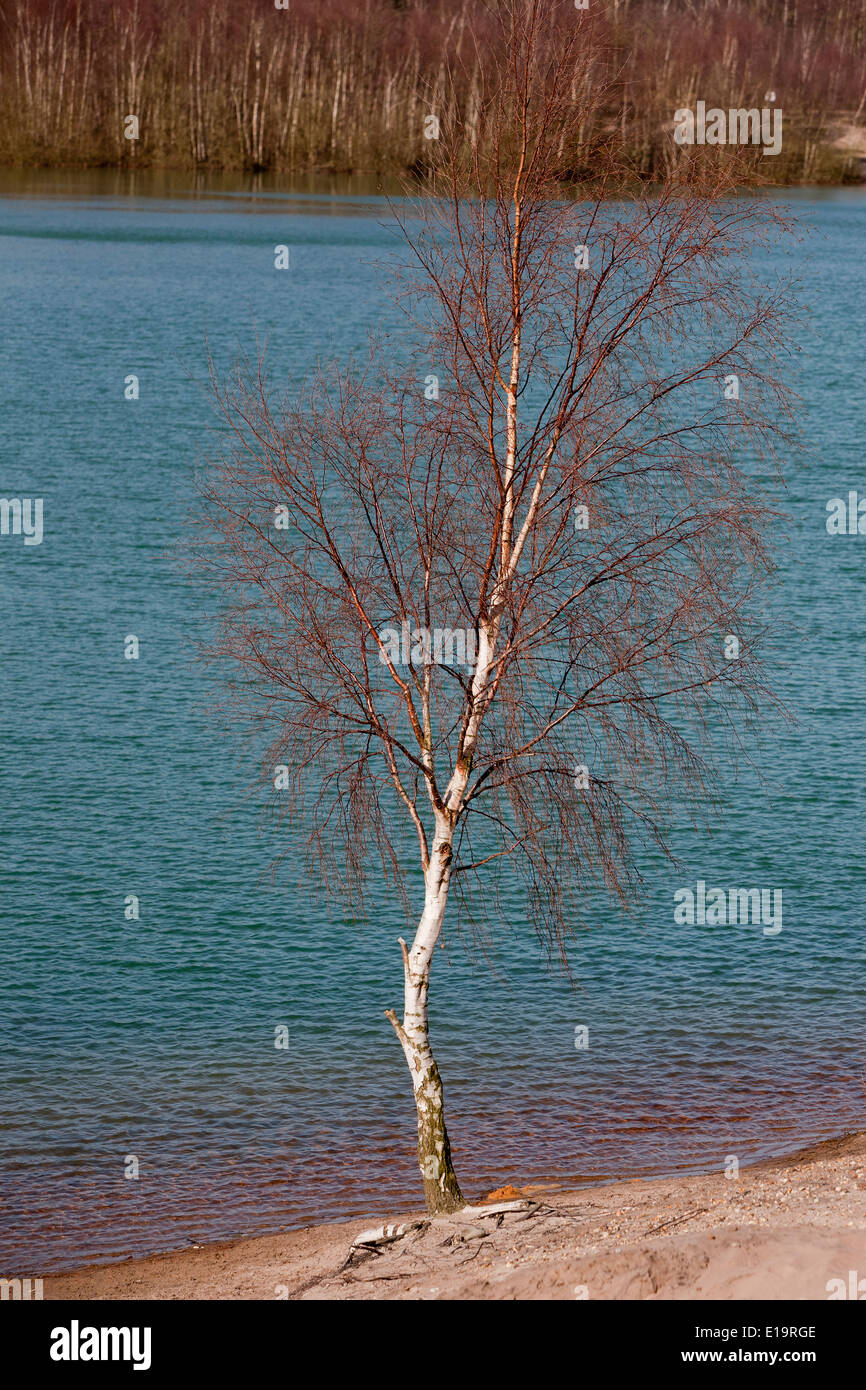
45, 1132, 866, 1300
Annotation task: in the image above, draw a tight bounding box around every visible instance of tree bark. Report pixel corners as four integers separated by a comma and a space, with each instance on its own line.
386, 824, 465, 1214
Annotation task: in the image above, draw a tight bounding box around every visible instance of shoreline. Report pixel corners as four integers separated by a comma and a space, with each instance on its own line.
44, 1130, 866, 1300
2, 164, 866, 194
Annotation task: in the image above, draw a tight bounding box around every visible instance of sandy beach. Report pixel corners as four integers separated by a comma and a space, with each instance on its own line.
44, 1131, 866, 1301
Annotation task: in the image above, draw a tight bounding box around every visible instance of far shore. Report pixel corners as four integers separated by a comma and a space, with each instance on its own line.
45, 1131, 866, 1300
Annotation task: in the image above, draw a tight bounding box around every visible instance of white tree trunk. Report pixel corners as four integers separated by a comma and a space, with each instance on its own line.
386, 816, 465, 1213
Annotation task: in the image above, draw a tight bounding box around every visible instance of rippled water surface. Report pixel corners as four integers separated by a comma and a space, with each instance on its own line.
1, 174, 865, 1274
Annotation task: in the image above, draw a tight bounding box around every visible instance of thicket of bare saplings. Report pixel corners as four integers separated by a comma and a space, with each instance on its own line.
2, 0, 865, 183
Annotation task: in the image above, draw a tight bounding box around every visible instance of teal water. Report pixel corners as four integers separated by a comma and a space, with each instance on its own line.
1, 175, 865, 1275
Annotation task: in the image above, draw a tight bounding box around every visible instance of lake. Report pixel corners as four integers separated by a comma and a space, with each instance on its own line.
1, 172, 865, 1275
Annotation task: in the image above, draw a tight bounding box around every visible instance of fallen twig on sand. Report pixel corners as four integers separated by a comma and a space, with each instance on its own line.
643, 1207, 710, 1237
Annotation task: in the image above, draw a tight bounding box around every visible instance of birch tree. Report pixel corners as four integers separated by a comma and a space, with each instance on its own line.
193, 0, 796, 1213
